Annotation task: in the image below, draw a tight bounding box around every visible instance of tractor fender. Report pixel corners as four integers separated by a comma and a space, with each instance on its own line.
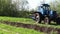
33, 12, 42, 16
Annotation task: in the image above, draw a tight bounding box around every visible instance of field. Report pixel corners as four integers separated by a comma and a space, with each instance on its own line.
0, 16, 45, 34
0, 16, 60, 29
0, 23, 45, 34
0, 16, 35, 24
0, 16, 60, 34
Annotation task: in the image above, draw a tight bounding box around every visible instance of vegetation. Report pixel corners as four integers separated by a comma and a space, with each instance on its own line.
0, 16, 60, 34
0, 0, 18, 17
0, 23, 44, 34
0, 0, 60, 34
0, 16, 60, 29
50, 0, 60, 14
0, 16, 35, 24
0, 0, 31, 17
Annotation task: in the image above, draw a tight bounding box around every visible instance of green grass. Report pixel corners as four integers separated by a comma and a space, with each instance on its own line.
0, 29, 16, 34
0, 16, 35, 24
0, 16, 60, 29
0, 23, 44, 34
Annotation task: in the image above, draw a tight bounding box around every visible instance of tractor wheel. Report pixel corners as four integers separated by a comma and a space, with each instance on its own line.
34, 13, 41, 23
44, 17, 50, 24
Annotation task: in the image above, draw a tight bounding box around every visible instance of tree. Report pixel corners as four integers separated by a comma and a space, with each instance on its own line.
0, 0, 19, 17
16, 0, 29, 11
50, 0, 60, 14
0, 0, 30, 17
0, 0, 11, 15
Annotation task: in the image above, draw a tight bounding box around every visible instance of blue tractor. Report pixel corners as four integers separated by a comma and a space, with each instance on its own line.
31, 4, 59, 24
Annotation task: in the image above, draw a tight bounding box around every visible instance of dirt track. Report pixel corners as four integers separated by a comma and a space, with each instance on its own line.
0, 21, 60, 34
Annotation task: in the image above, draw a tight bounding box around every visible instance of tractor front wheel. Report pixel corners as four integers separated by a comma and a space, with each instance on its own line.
44, 17, 51, 24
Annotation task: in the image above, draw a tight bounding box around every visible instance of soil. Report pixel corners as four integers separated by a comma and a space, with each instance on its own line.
0, 21, 60, 34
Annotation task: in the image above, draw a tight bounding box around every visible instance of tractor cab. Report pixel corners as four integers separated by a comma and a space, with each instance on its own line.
42, 4, 50, 9
43, 4, 50, 16
38, 4, 51, 16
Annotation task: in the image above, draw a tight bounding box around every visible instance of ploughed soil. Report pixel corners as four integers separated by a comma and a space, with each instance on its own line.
0, 21, 60, 34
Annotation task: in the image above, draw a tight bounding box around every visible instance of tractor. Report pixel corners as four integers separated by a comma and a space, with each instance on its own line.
31, 4, 60, 24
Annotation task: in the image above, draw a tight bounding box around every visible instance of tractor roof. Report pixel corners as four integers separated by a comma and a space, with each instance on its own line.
42, 4, 50, 7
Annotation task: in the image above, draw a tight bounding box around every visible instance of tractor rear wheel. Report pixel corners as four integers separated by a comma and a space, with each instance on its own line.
34, 13, 42, 23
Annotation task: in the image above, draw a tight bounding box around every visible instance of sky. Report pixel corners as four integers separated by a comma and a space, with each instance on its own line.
27, 0, 52, 9
12, 0, 52, 10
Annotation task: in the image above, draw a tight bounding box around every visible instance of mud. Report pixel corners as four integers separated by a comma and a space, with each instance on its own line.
1, 21, 60, 34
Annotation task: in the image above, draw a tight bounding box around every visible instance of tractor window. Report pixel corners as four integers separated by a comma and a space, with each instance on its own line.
44, 7, 50, 11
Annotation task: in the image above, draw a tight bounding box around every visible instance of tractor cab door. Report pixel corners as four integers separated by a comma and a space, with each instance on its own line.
42, 4, 51, 16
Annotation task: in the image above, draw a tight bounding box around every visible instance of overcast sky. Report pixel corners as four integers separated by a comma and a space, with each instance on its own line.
12, 0, 53, 10
27, 0, 52, 9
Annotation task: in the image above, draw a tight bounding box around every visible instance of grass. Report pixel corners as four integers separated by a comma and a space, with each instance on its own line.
0, 16, 60, 29
0, 16, 35, 24
0, 16, 60, 28
0, 23, 44, 34
0, 28, 16, 34
0, 16, 45, 34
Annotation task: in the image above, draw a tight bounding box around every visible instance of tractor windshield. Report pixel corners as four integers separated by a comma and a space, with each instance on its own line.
37, 6, 44, 14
